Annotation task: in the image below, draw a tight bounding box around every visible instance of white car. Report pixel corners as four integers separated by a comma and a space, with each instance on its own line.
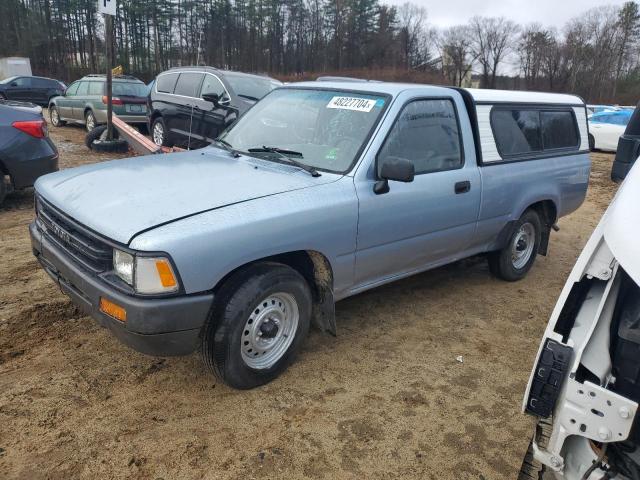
520, 158, 640, 479
588, 111, 632, 152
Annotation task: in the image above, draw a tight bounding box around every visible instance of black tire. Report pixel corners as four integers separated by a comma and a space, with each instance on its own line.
85, 110, 97, 132
588, 133, 595, 151
488, 209, 542, 282
85, 125, 120, 150
85, 125, 106, 149
0, 93, 6, 101
517, 418, 553, 480
49, 105, 66, 127
0, 176, 7, 206
200, 262, 312, 389
151, 117, 172, 147
91, 138, 128, 153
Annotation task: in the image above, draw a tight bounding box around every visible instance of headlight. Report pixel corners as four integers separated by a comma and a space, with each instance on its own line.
113, 249, 179, 294
113, 249, 134, 285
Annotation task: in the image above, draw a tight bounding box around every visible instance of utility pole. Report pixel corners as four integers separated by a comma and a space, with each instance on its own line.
106, 13, 113, 140
98, 0, 116, 140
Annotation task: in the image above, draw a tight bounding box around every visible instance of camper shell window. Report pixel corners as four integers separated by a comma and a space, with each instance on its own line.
490, 106, 580, 159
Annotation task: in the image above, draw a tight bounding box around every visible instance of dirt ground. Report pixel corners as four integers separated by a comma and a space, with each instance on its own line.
0, 118, 619, 480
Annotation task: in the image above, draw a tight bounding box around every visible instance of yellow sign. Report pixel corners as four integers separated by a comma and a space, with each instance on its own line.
112, 65, 123, 76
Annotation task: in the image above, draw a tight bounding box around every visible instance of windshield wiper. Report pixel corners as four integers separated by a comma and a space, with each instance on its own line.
247, 146, 321, 177
213, 138, 240, 158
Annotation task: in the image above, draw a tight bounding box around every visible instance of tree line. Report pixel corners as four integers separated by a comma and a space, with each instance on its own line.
1, 0, 639, 103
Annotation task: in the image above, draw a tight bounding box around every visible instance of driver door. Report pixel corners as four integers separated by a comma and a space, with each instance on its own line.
354, 97, 481, 288
6, 77, 32, 101
58, 82, 79, 118
196, 73, 236, 144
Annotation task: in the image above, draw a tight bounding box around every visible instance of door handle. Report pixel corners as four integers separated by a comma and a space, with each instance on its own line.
455, 181, 471, 194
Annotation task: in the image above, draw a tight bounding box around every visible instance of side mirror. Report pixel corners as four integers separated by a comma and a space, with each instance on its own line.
202, 92, 220, 105
10, 82, 17, 87
374, 157, 414, 194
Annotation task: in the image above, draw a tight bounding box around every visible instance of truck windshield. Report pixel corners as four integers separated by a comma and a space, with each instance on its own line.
220, 88, 388, 173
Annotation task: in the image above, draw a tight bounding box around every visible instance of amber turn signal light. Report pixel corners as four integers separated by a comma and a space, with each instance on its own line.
155, 259, 177, 288
99, 297, 127, 322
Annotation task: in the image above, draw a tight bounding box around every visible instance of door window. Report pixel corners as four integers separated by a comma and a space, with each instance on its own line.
76, 81, 89, 96
65, 82, 80, 96
377, 99, 463, 175
200, 74, 228, 100
88, 82, 103, 95
33, 78, 50, 88
174, 73, 204, 98
12, 77, 32, 87
156, 73, 179, 93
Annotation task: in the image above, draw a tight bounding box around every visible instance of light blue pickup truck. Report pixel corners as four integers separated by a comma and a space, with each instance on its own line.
30, 82, 591, 388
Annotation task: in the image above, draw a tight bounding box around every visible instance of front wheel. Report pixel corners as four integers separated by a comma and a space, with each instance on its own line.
200, 262, 312, 389
589, 133, 596, 151
49, 105, 66, 127
151, 117, 172, 147
489, 209, 542, 282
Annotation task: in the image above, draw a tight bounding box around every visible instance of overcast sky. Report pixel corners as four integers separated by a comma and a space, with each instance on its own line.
385, 0, 628, 29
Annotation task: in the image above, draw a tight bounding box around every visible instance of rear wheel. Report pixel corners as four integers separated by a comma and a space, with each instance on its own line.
200, 262, 312, 389
85, 110, 97, 132
588, 133, 596, 151
489, 209, 542, 281
49, 105, 66, 127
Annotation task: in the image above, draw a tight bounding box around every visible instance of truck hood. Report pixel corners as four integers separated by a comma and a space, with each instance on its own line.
35, 148, 339, 244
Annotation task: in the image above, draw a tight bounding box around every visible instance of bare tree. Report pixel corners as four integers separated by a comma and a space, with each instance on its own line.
397, 2, 428, 69
518, 24, 555, 89
469, 16, 519, 88
613, 1, 640, 97
438, 25, 476, 87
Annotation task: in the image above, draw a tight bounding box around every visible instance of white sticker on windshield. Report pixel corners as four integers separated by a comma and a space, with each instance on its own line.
327, 96, 377, 112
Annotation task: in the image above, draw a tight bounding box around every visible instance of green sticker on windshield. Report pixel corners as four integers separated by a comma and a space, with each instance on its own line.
325, 148, 338, 161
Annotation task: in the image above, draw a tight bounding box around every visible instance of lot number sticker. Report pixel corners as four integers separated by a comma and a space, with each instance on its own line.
327, 96, 377, 112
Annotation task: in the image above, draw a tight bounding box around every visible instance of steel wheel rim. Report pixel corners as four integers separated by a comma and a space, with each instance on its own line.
51, 108, 59, 124
511, 222, 536, 269
86, 114, 95, 131
153, 123, 164, 145
241, 292, 299, 370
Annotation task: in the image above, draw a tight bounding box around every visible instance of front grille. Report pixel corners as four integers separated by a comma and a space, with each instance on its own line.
37, 198, 112, 273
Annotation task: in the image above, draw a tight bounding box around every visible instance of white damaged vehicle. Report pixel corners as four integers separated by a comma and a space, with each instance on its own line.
520, 158, 640, 479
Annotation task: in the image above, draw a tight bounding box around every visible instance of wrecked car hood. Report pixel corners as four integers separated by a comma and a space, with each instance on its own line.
35, 148, 338, 244
602, 159, 640, 286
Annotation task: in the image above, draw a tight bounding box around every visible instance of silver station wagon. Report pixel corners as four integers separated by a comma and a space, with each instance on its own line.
30, 81, 591, 389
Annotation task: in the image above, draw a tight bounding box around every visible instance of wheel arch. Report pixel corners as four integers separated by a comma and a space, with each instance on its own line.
212, 250, 337, 335
495, 199, 558, 256
529, 199, 558, 256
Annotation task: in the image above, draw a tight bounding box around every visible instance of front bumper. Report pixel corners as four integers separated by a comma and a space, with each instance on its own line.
29, 220, 213, 356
